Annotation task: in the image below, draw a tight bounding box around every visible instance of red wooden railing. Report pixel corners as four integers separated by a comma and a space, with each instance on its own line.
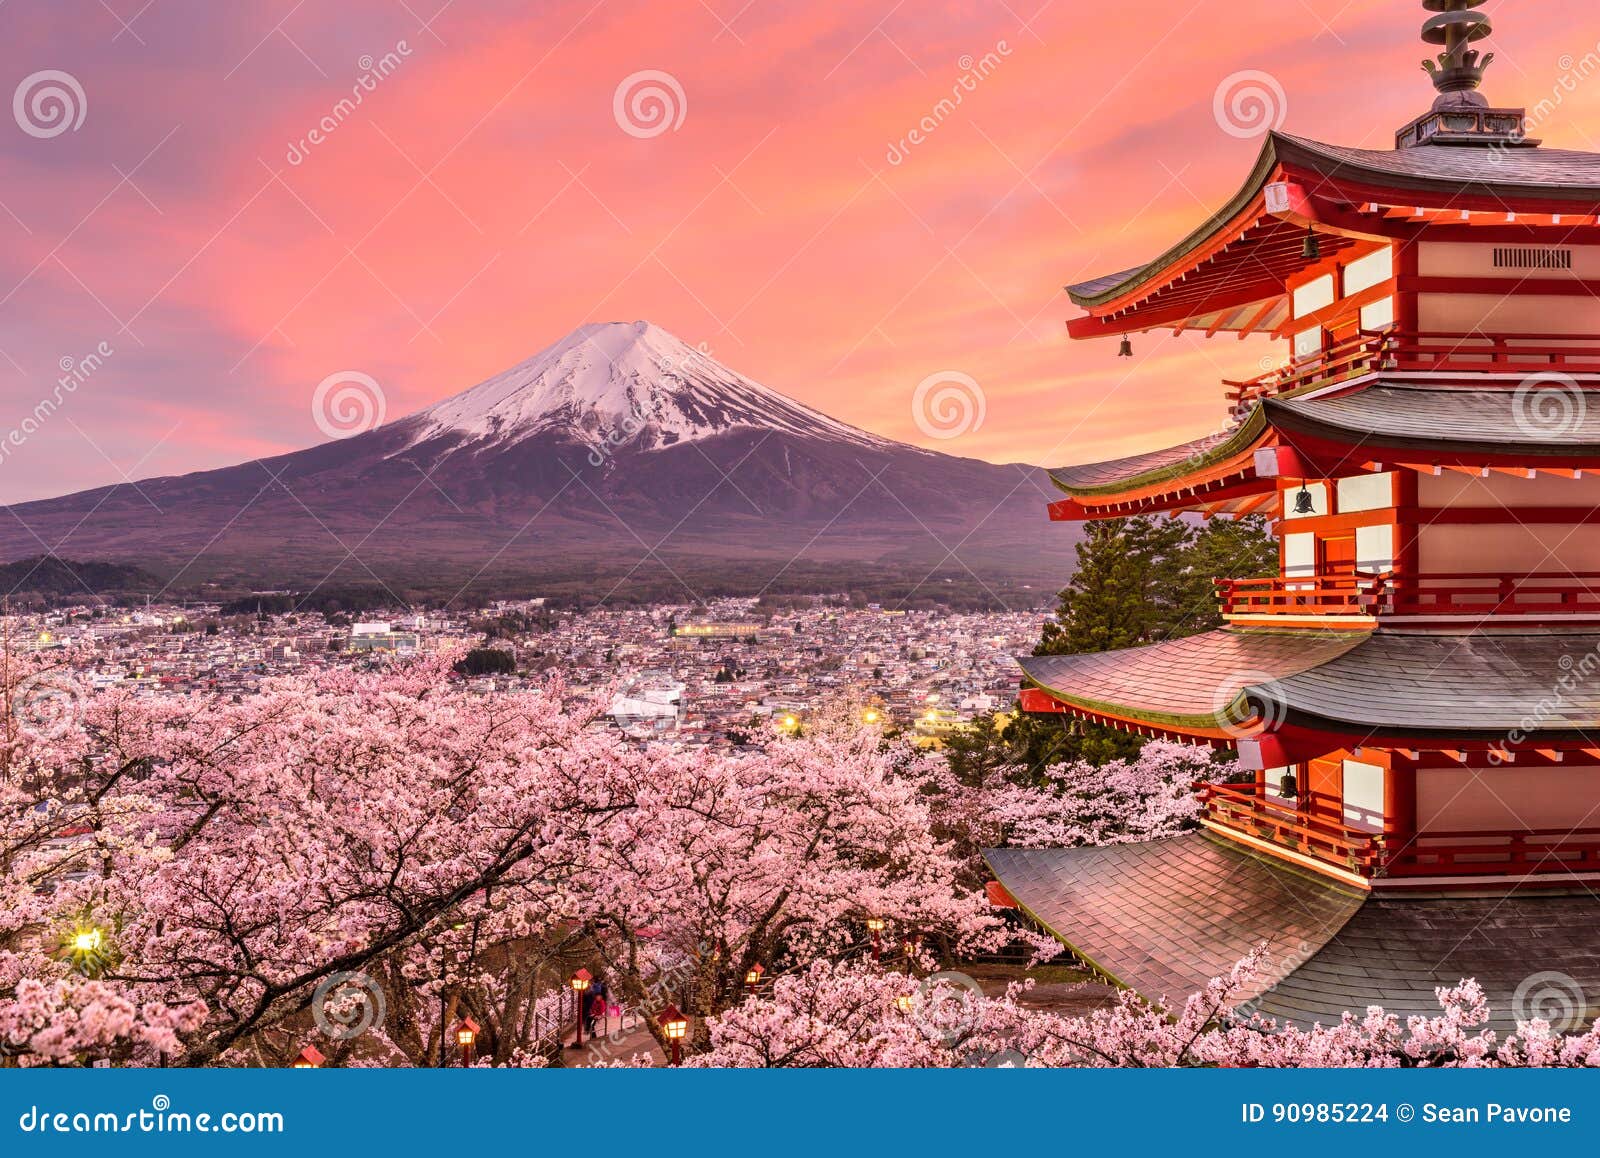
1199, 782, 1385, 872
1203, 783, 1600, 880
1218, 573, 1600, 620
1224, 328, 1600, 418
1216, 575, 1383, 616
1384, 828, 1600, 878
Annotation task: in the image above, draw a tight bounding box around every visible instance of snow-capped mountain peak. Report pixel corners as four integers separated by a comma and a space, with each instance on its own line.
405, 321, 894, 455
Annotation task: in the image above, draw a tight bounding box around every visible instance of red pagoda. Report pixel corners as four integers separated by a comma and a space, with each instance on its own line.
987, 1, 1600, 1030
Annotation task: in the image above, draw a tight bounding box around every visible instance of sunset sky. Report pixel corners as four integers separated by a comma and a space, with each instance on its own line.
3, 0, 1600, 503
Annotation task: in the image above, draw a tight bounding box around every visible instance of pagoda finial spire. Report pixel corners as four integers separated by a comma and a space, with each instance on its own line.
1395, 0, 1531, 149
1419, 0, 1494, 104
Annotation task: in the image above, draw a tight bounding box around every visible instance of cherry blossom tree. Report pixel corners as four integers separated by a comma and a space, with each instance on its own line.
906, 739, 1210, 884
690, 951, 1600, 1069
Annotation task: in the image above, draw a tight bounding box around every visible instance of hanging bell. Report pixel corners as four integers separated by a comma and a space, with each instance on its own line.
1118, 336, 1133, 358
1293, 484, 1316, 515
1302, 227, 1321, 261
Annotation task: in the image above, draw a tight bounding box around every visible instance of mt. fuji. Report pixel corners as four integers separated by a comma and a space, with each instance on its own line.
408, 321, 895, 456
0, 323, 1078, 600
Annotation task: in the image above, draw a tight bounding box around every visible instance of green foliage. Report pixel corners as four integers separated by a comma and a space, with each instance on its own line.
1024, 513, 1277, 763
453, 647, 517, 677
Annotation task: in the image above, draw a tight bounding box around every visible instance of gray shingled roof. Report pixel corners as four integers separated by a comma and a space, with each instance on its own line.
1018, 629, 1368, 732
1021, 629, 1600, 740
1268, 381, 1600, 457
1255, 894, 1600, 1034
988, 836, 1600, 1034
1272, 629, 1600, 737
984, 836, 1366, 1004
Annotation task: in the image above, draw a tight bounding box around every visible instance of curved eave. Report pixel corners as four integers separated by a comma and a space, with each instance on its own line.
1019, 671, 1247, 741
1274, 709, 1600, 750
1016, 628, 1370, 743
1067, 132, 1600, 318
1048, 406, 1270, 502
1067, 135, 1285, 311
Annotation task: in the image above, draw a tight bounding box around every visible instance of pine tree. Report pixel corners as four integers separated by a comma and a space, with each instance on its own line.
1017, 512, 1277, 765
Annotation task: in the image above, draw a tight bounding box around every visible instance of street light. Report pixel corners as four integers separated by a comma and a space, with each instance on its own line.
862, 708, 880, 725
568, 969, 592, 1049
743, 963, 765, 995
63, 925, 111, 978
657, 1004, 689, 1066
457, 1016, 480, 1067
866, 917, 885, 962
293, 1044, 325, 1068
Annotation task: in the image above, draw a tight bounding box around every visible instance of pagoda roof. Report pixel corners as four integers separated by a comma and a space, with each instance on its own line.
1267, 378, 1600, 458
1271, 628, 1600, 739
1048, 375, 1600, 516
983, 835, 1364, 1005
1050, 425, 1254, 495
1020, 627, 1600, 744
1065, 131, 1600, 338
1017, 629, 1366, 737
986, 834, 1600, 1033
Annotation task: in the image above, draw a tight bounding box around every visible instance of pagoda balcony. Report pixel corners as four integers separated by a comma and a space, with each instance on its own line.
1225, 328, 1600, 419
1217, 572, 1600, 623
1201, 783, 1600, 883
1199, 782, 1385, 875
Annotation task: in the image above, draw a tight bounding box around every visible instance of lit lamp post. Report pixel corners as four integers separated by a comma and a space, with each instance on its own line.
657, 1004, 688, 1066
743, 963, 765, 995
862, 708, 880, 726
866, 917, 885, 963
457, 1016, 480, 1067
64, 926, 111, 979
292, 1044, 325, 1068
568, 969, 592, 1049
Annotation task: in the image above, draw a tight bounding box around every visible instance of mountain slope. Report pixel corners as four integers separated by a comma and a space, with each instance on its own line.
0, 323, 1076, 599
